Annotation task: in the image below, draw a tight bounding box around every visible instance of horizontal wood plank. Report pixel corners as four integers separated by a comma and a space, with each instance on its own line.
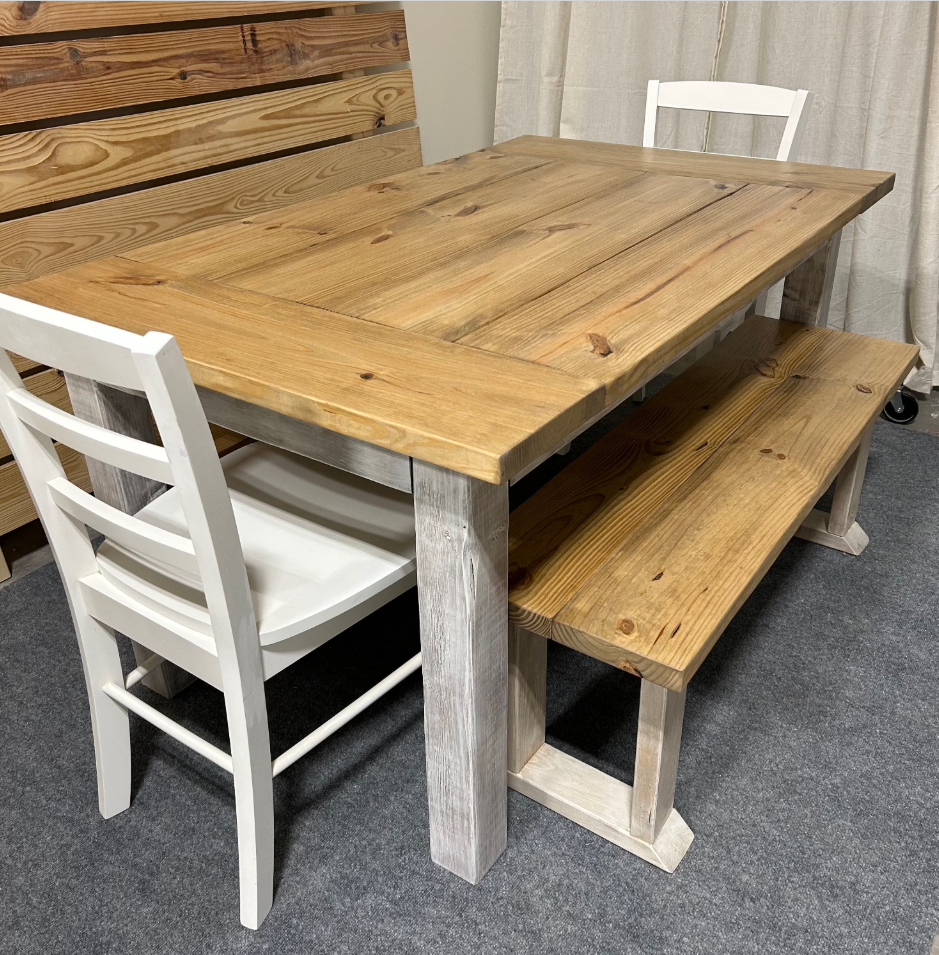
0, 11, 408, 126
500, 135, 895, 205
508, 316, 919, 689
460, 182, 866, 402
0, 2, 353, 35
0, 69, 415, 214
0, 442, 90, 537
9, 257, 606, 484
0, 127, 423, 288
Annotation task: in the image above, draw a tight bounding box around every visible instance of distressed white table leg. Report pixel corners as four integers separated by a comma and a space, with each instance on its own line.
65, 373, 195, 698
795, 424, 873, 555
413, 460, 508, 884
508, 623, 546, 774
631, 680, 686, 844
780, 229, 842, 327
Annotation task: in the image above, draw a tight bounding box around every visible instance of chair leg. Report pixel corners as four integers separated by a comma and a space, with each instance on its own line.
508, 624, 546, 773
794, 424, 873, 555
76, 615, 131, 818
225, 680, 275, 930
630, 679, 686, 844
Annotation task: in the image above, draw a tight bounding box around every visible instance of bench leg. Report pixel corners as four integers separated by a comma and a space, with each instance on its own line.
794, 424, 872, 556
508, 624, 546, 774
506, 630, 693, 871
631, 680, 686, 843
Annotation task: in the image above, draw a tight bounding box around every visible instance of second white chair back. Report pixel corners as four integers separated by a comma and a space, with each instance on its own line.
643, 80, 813, 161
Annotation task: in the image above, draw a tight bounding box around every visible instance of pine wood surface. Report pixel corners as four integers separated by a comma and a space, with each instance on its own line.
9, 136, 897, 483
0, 69, 416, 215
507, 316, 919, 690
0, 11, 408, 126
0, 2, 355, 35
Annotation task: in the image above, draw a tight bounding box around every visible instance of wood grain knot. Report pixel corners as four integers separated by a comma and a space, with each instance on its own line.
652, 571, 664, 581
714, 182, 728, 190
367, 182, 401, 193
455, 203, 479, 217
371, 233, 392, 244
856, 383, 872, 394
375, 115, 386, 129
68, 47, 81, 63
776, 453, 786, 460
18, 1, 40, 19
695, 441, 708, 451
359, 372, 375, 380
754, 358, 778, 378
546, 222, 586, 234
587, 333, 613, 357
617, 618, 635, 635
760, 448, 773, 454
618, 660, 642, 677
790, 373, 808, 379
508, 566, 532, 591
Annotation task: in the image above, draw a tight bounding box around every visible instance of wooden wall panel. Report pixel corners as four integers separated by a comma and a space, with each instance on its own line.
0, 2, 355, 35
0, 126, 423, 288
0, 69, 416, 214
0, 11, 408, 125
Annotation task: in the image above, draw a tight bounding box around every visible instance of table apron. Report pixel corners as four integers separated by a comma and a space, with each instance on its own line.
196, 387, 413, 494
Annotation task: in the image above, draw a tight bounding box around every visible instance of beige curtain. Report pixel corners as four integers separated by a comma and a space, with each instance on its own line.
495, 1, 939, 391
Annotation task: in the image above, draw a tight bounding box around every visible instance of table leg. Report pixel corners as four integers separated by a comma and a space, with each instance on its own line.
413, 460, 508, 884
780, 229, 842, 327
64, 373, 195, 698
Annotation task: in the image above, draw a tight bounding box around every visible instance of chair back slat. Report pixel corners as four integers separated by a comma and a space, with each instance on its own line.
0, 11, 408, 126
0, 291, 143, 388
644, 80, 813, 161
49, 477, 200, 577
11, 388, 173, 484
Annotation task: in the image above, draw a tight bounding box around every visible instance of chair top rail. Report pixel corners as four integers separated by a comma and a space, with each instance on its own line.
654, 80, 802, 116
49, 477, 199, 577
0, 292, 144, 389
9, 388, 173, 485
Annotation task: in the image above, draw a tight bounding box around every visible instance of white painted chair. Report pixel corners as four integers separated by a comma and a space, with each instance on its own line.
0, 293, 420, 930
644, 80, 814, 320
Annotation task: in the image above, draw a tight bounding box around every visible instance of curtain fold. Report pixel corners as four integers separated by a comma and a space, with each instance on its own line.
495, 1, 939, 390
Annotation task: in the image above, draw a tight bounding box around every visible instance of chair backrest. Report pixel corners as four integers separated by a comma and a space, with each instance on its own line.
0, 292, 259, 687
0, 1, 421, 290
643, 80, 813, 161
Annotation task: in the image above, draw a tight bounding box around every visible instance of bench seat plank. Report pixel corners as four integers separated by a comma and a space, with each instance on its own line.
508, 316, 918, 691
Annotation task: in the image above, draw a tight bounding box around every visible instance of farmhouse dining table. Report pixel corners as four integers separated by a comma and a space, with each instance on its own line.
8, 133, 893, 886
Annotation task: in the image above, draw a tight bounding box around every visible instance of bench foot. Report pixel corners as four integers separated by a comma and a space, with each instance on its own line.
794, 509, 869, 556
508, 743, 694, 872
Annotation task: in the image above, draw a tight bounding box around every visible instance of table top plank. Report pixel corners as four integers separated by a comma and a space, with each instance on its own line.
500, 136, 895, 203
5, 134, 896, 484
10, 256, 604, 484
124, 147, 551, 280
342, 175, 747, 339
201, 160, 633, 306
460, 181, 865, 402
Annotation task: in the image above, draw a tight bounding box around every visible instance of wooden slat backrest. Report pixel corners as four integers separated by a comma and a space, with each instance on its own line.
0, 1, 420, 287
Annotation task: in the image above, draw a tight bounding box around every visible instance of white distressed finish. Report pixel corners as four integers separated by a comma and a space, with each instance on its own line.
780, 230, 843, 327
643, 80, 813, 161
631, 681, 686, 843
413, 460, 508, 884
507, 624, 546, 774
644, 79, 814, 316
197, 386, 412, 494
508, 744, 694, 872
0, 298, 421, 930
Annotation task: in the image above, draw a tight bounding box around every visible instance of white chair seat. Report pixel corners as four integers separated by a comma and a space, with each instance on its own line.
96, 443, 416, 645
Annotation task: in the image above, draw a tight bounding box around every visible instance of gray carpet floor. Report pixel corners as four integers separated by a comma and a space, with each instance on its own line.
1, 412, 937, 955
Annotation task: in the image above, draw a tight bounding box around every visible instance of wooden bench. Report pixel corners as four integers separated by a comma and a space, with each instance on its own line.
0, 1, 421, 686
506, 314, 918, 871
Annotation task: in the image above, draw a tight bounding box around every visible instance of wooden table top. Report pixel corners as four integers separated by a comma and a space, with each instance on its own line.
9, 135, 894, 484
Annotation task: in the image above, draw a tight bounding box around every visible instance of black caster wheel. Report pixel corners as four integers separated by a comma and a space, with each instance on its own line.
881, 388, 919, 425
